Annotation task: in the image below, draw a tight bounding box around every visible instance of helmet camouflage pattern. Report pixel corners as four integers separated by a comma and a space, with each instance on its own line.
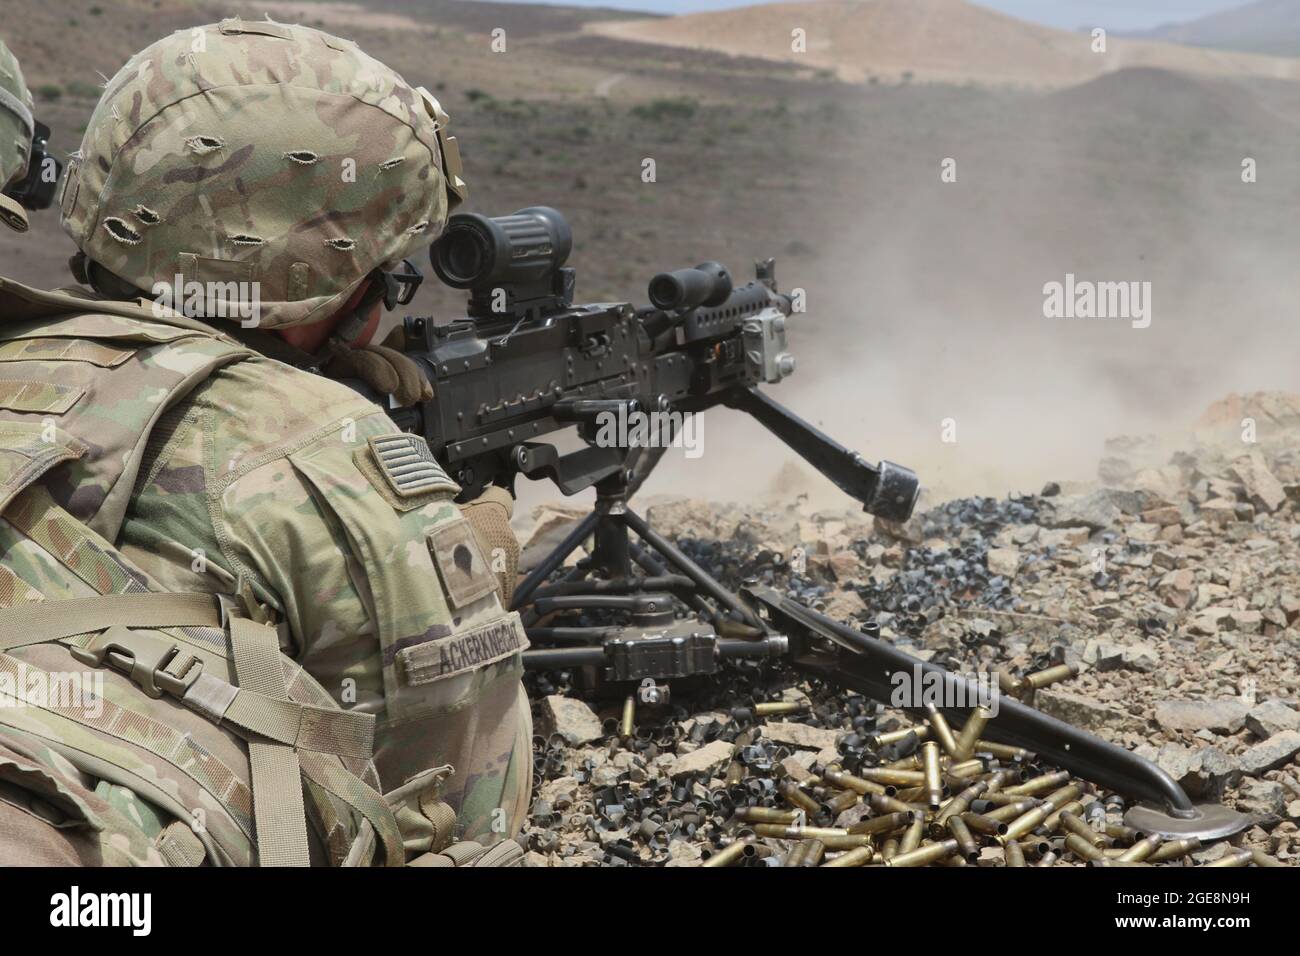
60, 18, 468, 328
0, 36, 35, 231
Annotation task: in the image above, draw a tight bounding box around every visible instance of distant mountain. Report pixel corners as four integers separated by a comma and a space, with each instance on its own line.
586, 0, 1300, 87
1136, 0, 1300, 58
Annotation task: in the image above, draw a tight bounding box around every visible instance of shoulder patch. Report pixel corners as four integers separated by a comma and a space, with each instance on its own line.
363, 434, 458, 504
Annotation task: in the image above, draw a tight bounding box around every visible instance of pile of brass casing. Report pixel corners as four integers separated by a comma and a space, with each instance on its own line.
707, 706, 1281, 868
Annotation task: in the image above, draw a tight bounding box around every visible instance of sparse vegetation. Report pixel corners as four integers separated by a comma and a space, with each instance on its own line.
630, 97, 698, 122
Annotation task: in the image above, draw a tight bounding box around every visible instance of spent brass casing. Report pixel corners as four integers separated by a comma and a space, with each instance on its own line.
1104, 823, 1143, 843
754, 700, 811, 717
972, 740, 1033, 763
856, 767, 927, 787
735, 807, 800, 825
984, 769, 1024, 793
753, 824, 849, 840
1022, 663, 1078, 691
823, 789, 860, 816
869, 725, 930, 748
924, 703, 962, 757
893, 786, 927, 803
946, 758, 988, 779
1060, 811, 1105, 847
1064, 833, 1107, 862
779, 781, 821, 816
1204, 847, 1253, 868
701, 839, 751, 867
1003, 770, 1072, 797
1116, 834, 1164, 863
997, 668, 1026, 697
1042, 800, 1085, 835
822, 768, 888, 797
1033, 850, 1059, 868
932, 780, 989, 834
821, 845, 874, 868
870, 793, 925, 816
801, 840, 827, 867
961, 811, 1007, 837
1004, 839, 1026, 867
881, 838, 900, 861
922, 742, 944, 810
979, 790, 1034, 807
1250, 849, 1284, 868
885, 839, 959, 868
1147, 838, 1201, 864
953, 706, 993, 761
997, 788, 1082, 846
783, 841, 809, 868
887, 754, 923, 771
899, 816, 926, 854
984, 799, 1042, 823
725, 759, 745, 787
849, 811, 916, 836
620, 695, 635, 739
947, 815, 980, 862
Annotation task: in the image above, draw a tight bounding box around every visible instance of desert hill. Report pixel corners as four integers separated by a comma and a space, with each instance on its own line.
586, 0, 1300, 86
1137, 0, 1300, 59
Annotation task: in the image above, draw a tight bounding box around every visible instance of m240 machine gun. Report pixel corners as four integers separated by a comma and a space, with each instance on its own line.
353, 206, 1245, 841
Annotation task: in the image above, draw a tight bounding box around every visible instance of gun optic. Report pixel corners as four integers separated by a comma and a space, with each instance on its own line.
430, 205, 572, 291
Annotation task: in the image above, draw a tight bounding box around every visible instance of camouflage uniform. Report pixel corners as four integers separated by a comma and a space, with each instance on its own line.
0, 36, 35, 231
0, 21, 530, 866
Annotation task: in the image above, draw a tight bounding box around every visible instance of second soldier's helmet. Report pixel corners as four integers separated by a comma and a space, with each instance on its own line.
60, 18, 467, 328
0, 37, 35, 232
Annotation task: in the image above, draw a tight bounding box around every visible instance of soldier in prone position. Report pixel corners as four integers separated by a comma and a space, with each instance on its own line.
0, 21, 531, 866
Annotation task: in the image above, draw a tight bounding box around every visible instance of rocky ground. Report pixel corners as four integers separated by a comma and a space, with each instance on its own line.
519, 392, 1300, 866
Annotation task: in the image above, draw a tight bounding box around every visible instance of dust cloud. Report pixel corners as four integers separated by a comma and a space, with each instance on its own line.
632, 68, 1300, 510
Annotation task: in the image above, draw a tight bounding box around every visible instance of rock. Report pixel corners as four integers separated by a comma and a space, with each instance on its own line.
665, 841, 704, 866
1034, 689, 1147, 735
762, 721, 839, 751
1091, 641, 1160, 674
780, 753, 818, 783
1236, 780, 1287, 826
668, 739, 735, 780
1238, 731, 1300, 777
1247, 700, 1300, 740
523, 851, 551, 867
1154, 699, 1250, 735
537, 775, 580, 807
1044, 492, 1120, 531
1152, 744, 1238, 802
875, 513, 924, 545
1141, 506, 1182, 527
536, 696, 605, 746
986, 547, 1020, 578
1229, 452, 1286, 513
822, 589, 868, 621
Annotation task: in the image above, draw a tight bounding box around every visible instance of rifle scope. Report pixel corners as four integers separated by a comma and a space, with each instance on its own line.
647, 261, 732, 311
430, 205, 572, 291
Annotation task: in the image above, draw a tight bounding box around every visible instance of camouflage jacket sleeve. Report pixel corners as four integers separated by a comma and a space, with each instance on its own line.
119, 355, 533, 830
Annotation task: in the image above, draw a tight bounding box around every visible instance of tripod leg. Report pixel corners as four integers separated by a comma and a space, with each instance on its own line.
510, 510, 599, 610
622, 508, 763, 630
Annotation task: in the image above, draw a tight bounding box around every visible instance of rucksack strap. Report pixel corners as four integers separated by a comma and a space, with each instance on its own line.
0, 487, 401, 865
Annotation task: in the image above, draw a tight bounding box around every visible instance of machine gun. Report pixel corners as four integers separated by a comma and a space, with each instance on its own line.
351, 206, 1244, 842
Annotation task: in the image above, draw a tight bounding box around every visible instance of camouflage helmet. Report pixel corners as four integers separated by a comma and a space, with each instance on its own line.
0, 36, 35, 232
60, 18, 468, 328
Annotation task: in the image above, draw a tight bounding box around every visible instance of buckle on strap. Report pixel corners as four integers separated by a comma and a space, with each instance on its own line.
69, 626, 203, 699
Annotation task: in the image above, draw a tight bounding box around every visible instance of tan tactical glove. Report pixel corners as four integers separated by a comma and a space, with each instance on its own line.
324, 326, 432, 407
458, 485, 521, 606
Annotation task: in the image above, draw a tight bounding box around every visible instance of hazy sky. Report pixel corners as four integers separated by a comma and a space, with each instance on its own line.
476, 0, 1251, 32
